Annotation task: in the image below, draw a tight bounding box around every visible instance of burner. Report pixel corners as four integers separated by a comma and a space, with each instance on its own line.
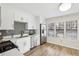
0, 40, 17, 53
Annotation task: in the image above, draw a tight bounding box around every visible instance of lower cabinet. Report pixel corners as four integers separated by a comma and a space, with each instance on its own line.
15, 37, 30, 54
11, 35, 40, 54
30, 35, 40, 49
36, 35, 40, 46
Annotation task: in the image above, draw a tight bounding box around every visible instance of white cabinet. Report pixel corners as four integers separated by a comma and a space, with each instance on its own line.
14, 17, 28, 23
15, 37, 30, 54
28, 21, 35, 29
30, 35, 40, 49
35, 35, 40, 46
0, 6, 14, 30
23, 37, 30, 53
28, 17, 37, 29
14, 10, 37, 29
30, 35, 37, 48
14, 10, 29, 23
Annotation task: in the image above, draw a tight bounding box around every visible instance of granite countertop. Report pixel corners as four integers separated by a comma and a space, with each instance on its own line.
1, 33, 39, 42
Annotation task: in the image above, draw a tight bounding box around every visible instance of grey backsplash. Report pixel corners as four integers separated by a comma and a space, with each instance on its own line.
0, 22, 37, 37
0, 21, 28, 36
0, 30, 14, 36
14, 21, 27, 35
0, 29, 36, 36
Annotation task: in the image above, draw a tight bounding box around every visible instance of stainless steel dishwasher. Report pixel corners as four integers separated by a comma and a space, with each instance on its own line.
29, 29, 37, 50
30, 35, 37, 50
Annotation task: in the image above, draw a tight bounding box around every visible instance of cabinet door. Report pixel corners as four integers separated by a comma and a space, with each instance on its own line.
16, 38, 24, 52
1, 6, 14, 30
36, 35, 40, 46
23, 37, 30, 53
31, 36, 34, 48
16, 37, 30, 53
33, 36, 37, 46
14, 17, 26, 22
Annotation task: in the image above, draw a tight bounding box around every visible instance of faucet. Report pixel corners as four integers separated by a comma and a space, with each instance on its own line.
20, 30, 24, 38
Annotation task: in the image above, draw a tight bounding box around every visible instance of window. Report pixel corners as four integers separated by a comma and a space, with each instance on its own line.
56, 22, 64, 38
66, 20, 77, 40
48, 23, 54, 37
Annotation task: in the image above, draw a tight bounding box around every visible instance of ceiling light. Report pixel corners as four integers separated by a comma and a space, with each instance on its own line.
59, 3, 72, 12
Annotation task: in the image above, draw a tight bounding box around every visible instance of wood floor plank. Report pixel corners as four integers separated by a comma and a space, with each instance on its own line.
24, 43, 79, 56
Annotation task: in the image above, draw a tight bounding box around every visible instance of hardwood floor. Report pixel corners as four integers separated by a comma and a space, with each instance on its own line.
24, 43, 79, 56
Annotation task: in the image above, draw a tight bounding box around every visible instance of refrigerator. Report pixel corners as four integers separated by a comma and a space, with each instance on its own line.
40, 24, 47, 45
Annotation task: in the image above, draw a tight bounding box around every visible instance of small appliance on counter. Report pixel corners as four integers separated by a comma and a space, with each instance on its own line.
29, 29, 36, 35
20, 30, 29, 37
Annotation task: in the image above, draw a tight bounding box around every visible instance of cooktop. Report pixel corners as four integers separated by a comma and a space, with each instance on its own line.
0, 40, 17, 53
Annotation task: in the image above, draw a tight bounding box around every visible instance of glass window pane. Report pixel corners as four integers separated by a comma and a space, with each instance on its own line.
48, 23, 54, 37
66, 20, 77, 40
56, 22, 64, 38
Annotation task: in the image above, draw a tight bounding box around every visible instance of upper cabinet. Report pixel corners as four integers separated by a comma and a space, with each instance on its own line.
0, 6, 14, 30
14, 10, 37, 29
0, 5, 37, 30
14, 9, 29, 23
26, 16, 37, 29
14, 17, 28, 23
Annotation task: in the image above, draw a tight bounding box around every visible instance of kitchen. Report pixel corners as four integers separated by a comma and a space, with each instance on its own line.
0, 3, 42, 56
1, 3, 79, 56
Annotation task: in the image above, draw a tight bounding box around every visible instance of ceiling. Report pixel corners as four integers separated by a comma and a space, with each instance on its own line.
2, 3, 79, 18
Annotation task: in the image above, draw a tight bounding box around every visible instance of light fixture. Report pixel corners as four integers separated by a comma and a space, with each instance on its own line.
59, 3, 72, 12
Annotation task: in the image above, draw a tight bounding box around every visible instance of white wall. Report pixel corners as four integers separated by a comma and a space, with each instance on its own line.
46, 12, 79, 50
40, 16, 46, 24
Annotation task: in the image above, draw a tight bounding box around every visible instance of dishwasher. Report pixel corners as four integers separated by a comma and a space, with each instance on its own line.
30, 35, 37, 50
29, 29, 37, 50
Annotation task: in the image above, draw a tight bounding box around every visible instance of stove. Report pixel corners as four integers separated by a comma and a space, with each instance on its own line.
0, 40, 17, 53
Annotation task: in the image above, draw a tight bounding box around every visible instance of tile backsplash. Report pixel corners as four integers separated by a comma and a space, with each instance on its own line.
0, 30, 14, 36
0, 29, 36, 36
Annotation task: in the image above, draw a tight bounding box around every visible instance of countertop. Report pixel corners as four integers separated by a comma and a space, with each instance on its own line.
1, 34, 39, 42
